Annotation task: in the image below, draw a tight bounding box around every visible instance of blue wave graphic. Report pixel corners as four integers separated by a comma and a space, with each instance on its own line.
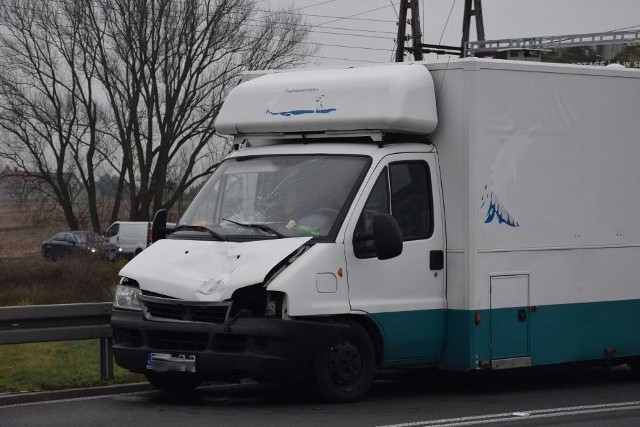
266, 108, 337, 117
482, 190, 519, 227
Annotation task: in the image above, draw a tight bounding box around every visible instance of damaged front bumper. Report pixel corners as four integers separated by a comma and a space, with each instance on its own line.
111, 308, 344, 383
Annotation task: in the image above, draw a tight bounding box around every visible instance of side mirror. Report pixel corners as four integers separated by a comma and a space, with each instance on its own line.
151, 209, 168, 243
373, 213, 403, 260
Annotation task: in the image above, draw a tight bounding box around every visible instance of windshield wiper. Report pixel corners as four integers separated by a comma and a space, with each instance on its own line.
173, 224, 227, 241
222, 218, 286, 238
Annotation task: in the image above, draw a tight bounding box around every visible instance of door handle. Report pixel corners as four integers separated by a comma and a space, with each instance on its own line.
430, 250, 444, 270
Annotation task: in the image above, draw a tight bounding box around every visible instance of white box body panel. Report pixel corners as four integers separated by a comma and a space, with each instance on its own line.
427, 60, 640, 310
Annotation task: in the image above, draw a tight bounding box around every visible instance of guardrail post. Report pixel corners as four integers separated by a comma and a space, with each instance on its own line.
1, 303, 114, 382
100, 337, 114, 382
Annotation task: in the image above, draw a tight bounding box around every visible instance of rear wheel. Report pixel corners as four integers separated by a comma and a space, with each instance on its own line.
307, 321, 376, 403
144, 372, 203, 393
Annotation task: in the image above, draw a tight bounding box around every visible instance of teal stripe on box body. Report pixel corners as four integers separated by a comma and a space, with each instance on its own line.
530, 299, 640, 365
367, 299, 640, 371
439, 309, 489, 371
368, 309, 445, 365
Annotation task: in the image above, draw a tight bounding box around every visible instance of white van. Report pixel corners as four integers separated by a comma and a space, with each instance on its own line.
104, 221, 150, 257
110, 59, 640, 402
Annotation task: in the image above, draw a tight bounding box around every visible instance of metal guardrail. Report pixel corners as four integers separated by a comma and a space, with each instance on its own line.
0, 303, 114, 381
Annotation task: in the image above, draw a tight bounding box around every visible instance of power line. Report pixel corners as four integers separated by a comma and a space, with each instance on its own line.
607, 23, 640, 32
438, 0, 457, 46
255, 8, 397, 24
243, 18, 395, 41
0, 2, 399, 34
388, 0, 398, 18
306, 54, 383, 64
0, 3, 396, 55
293, 0, 338, 11
243, 17, 397, 36
315, 4, 395, 27
0, 1, 397, 63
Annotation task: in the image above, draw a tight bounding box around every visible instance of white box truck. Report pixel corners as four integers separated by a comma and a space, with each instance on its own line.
111, 58, 640, 402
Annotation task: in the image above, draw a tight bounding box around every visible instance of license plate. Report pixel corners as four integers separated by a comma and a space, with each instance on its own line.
146, 352, 196, 373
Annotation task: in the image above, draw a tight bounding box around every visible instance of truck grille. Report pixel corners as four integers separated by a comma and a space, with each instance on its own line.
139, 294, 231, 324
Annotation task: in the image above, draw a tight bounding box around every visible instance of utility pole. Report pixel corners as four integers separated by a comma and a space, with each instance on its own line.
461, 0, 485, 57
409, 0, 424, 61
395, 0, 423, 62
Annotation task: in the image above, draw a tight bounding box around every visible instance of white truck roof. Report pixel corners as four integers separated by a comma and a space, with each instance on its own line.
214, 63, 438, 137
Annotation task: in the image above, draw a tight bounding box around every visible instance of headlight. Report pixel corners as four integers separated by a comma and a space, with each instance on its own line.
114, 277, 142, 311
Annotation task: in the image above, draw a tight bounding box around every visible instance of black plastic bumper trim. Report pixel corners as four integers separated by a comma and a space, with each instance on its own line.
111, 309, 345, 383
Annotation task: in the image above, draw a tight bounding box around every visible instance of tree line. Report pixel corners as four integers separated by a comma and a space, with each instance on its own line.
0, 0, 314, 231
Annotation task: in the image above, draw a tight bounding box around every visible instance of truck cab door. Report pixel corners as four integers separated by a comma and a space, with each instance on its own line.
344, 152, 446, 364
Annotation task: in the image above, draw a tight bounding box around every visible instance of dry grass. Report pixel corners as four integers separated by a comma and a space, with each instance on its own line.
0, 202, 123, 305
0, 202, 65, 260
0, 257, 126, 305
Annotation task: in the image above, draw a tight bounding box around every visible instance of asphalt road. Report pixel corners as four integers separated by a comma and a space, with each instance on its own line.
2, 366, 640, 427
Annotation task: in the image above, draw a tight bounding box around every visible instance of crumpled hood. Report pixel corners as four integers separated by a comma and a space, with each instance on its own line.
119, 237, 311, 301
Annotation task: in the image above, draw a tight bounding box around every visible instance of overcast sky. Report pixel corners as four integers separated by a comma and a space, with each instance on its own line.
265, 0, 640, 66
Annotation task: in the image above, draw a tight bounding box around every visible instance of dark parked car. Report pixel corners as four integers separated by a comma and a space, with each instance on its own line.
42, 231, 119, 262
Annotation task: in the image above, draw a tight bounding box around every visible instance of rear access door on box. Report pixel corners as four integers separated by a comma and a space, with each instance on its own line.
490, 274, 530, 369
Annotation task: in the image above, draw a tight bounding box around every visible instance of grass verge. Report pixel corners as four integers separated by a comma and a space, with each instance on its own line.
0, 340, 143, 393
0, 203, 145, 393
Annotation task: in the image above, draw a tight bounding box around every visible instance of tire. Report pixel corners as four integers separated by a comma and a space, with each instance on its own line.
44, 248, 56, 262
631, 360, 640, 380
144, 372, 203, 393
134, 248, 143, 257
307, 321, 376, 403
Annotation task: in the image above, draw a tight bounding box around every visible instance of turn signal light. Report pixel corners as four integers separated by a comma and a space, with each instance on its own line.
474, 311, 482, 325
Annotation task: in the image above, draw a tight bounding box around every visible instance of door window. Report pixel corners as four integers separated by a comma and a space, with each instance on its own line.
354, 162, 433, 258
105, 224, 119, 238
389, 162, 433, 240
354, 169, 389, 258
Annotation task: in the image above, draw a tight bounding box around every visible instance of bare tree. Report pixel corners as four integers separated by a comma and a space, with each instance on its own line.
83, 0, 316, 221
0, 0, 108, 230
0, 0, 315, 229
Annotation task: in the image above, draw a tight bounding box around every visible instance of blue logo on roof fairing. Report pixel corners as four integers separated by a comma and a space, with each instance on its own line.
267, 94, 336, 117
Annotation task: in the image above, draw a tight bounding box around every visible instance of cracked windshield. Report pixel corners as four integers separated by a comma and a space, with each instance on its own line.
178, 155, 369, 239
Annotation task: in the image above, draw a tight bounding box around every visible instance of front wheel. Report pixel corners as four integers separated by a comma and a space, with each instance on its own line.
144, 372, 203, 393
44, 248, 56, 262
307, 321, 376, 403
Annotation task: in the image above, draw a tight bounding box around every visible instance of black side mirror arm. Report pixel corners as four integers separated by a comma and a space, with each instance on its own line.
151, 209, 168, 243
